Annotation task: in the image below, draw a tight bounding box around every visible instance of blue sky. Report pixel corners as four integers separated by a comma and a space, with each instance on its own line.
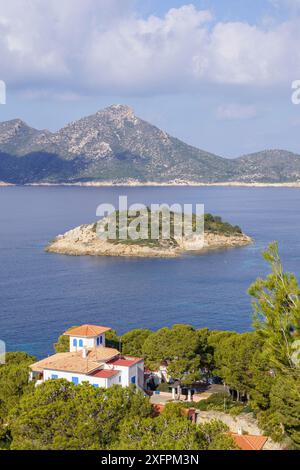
139, 0, 284, 22
0, 0, 300, 157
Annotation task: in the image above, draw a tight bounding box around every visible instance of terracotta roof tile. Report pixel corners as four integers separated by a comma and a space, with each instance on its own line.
229, 433, 268, 451
30, 352, 100, 374
89, 369, 120, 379
64, 325, 111, 337
87, 347, 120, 362
107, 355, 143, 367
30, 347, 120, 374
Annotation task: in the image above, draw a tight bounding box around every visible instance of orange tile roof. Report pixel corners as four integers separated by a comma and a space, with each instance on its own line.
229, 433, 268, 451
64, 325, 111, 337
87, 347, 120, 362
30, 352, 100, 374
30, 347, 120, 374
89, 369, 120, 379
107, 356, 143, 367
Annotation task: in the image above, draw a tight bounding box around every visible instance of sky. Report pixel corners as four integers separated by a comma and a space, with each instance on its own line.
0, 0, 300, 157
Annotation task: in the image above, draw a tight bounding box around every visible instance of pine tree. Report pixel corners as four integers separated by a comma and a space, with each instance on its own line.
249, 242, 300, 448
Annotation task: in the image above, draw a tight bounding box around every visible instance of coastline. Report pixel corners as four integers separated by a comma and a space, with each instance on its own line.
0, 182, 15, 186
26, 180, 300, 188
2, 180, 300, 188
45, 223, 253, 259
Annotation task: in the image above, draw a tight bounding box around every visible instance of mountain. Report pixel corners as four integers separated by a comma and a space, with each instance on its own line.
0, 105, 300, 184
234, 150, 300, 183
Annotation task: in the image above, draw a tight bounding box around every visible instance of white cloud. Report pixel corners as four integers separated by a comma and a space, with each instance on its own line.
0, 1, 299, 96
216, 104, 257, 121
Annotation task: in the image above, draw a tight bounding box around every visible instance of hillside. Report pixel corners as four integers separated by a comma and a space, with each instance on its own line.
0, 105, 300, 184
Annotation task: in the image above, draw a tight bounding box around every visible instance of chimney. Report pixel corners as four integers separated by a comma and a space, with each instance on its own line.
82, 347, 88, 359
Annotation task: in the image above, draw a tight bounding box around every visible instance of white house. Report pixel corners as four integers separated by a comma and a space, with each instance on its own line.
30, 324, 145, 390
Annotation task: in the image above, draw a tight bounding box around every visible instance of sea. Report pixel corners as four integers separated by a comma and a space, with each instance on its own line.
1, 185, 300, 358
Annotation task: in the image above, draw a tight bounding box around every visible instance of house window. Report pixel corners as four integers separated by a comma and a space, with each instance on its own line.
93, 384, 99, 388
73, 339, 77, 348
97, 336, 103, 346
100, 336, 103, 344
51, 374, 58, 380
119, 376, 122, 383
79, 339, 83, 347
131, 376, 136, 385
72, 377, 79, 385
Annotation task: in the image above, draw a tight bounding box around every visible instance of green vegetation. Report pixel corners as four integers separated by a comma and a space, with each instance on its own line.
105, 329, 120, 349
115, 405, 236, 450
142, 324, 202, 385
93, 210, 243, 248
204, 214, 242, 235
0, 352, 35, 447
1, 243, 299, 450
4, 380, 235, 451
194, 393, 252, 416
248, 242, 300, 447
121, 329, 153, 357
10, 382, 152, 450
54, 333, 70, 353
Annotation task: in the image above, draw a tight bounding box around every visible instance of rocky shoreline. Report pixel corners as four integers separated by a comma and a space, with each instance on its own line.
0, 181, 14, 186
45, 223, 252, 258
2, 180, 300, 187
25, 180, 300, 187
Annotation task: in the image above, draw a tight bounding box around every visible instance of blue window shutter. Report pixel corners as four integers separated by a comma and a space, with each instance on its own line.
72, 377, 79, 385
73, 339, 77, 347
51, 374, 58, 380
131, 376, 136, 385
79, 339, 83, 347
93, 384, 99, 388
100, 336, 103, 344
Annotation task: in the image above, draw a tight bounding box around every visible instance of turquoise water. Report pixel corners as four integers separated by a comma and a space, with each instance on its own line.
1, 186, 300, 358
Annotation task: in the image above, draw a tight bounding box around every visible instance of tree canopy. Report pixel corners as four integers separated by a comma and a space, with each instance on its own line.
0, 352, 35, 444
10, 381, 152, 450
142, 324, 201, 384
121, 329, 153, 357
115, 403, 236, 451
248, 243, 300, 448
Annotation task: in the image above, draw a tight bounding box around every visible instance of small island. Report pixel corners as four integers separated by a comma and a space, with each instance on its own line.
45, 211, 252, 258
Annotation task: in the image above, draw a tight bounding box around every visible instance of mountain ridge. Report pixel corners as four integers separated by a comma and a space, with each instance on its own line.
1, 105, 300, 185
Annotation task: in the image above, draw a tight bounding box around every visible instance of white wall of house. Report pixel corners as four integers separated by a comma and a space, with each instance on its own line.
136, 362, 145, 389
107, 373, 122, 387
103, 360, 144, 389
103, 364, 129, 387
43, 369, 108, 388
69, 334, 105, 352
39, 359, 144, 390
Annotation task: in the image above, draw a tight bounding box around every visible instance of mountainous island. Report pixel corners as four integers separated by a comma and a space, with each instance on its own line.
45, 212, 252, 258
1, 104, 300, 186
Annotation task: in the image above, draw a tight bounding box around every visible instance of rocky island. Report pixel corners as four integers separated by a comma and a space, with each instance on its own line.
45, 212, 252, 258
